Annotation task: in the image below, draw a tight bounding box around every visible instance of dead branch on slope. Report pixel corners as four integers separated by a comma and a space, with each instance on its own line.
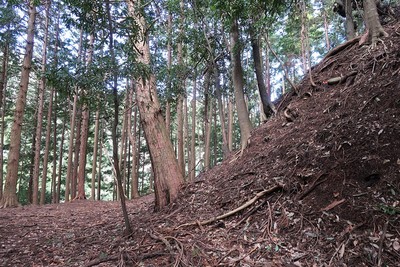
177, 184, 284, 229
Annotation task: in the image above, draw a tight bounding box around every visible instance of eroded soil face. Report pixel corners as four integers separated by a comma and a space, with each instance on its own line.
1, 19, 400, 267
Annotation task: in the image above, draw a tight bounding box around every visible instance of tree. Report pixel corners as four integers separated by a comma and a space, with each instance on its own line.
362, 0, 388, 45
126, 0, 183, 210
230, 19, 253, 152
0, 1, 36, 208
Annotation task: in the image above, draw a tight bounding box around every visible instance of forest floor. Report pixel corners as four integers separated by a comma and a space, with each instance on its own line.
2, 17, 400, 267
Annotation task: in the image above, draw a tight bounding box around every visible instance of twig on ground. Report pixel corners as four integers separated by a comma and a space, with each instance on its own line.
377, 220, 389, 267
177, 184, 284, 229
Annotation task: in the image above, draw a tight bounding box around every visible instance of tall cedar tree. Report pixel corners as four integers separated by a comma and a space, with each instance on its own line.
126, 0, 183, 210
0, 1, 36, 208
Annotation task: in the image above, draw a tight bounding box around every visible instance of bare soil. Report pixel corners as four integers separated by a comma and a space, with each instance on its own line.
1, 19, 400, 267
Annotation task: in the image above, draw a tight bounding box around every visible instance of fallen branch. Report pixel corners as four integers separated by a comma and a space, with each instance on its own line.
177, 184, 284, 228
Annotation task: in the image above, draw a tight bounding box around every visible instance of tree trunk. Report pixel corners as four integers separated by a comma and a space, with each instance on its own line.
176, 0, 185, 176
165, 12, 172, 139
107, 0, 132, 234
65, 93, 78, 201
75, 29, 95, 200
97, 120, 103, 201
65, 27, 83, 201
363, 0, 388, 45
0, 42, 9, 200
76, 107, 89, 200
91, 110, 100, 200
345, 0, 356, 40
203, 69, 212, 171
249, 25, 275, 120
128, 83, 140, 199
127, 0, 183, 210
56, 106, 66, 203
39, 0, 51, 205
71, 109, 82, 199
0, 1, 36, 208
214, 65, 229, 158
118, 90, 129, 199
230, 19, 252, 152
51, 90, 58, 204
227, 97, 234, 151
189, 74, 197, 181
323, 9, 331, 51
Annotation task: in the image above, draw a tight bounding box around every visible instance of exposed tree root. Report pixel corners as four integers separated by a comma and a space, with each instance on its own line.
177, 184, 284, 229
323, 36, 361, 60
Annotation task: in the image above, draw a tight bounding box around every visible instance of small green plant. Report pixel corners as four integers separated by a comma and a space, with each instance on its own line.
378, 204, 400, 215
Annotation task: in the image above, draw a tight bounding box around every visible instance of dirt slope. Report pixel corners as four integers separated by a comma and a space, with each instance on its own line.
1, 20, 400, 267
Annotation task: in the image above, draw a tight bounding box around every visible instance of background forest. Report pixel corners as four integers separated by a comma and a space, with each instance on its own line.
0, 0, 397, 206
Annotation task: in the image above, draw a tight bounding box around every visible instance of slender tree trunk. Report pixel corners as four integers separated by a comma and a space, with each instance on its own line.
91, 110, 100, 200
56, 106, 66, 203
214, 65, 229, 158
227, 97, 234, 151
71, 109, 82, 199
32, 1, 50, 205
165, 12, 172, 138
230, 19, 252, 152
0, 42, 9, 200
51, 90, 58, 203
0, 1, 36, 208
323, 9, 330, 50
203, 69, 212, 171
264, 37, 272, 103
65, 27, 83, 201
189, 74, 197, 181
176, 0, 185, 176
37, 0, 51, 205
107, 0, 132, 234
250, 25, 275, 121
127, 0, 183, 210
301, 0, 316, 87
65, 94, 78, 201
76, 31, 95, 200
128, 83, 139, 199
344, 0, 356, 40
97, 120, 103, 201
118, 91, 129, 199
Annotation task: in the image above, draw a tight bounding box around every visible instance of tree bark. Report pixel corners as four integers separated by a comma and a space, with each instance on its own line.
0, 41, 9, 200
227, 97, 234, 152
126, 0, 183, 210
39, 0, 51, 205
75, 29, 95, 200
56, 106, 66, 203
230, 20, 252, 152
214, 65, 229, 158
344, 0, 356, 40
128, 83, 139, 199
97, 120, 103, 201
189, 74, 197, 181
363, 0, 388, 46
176, 0, 185, 176
91, 110, 100, 200
0, 1, 36, 208
249, 25, 275, 120
65, 93, 78, 201
203, 69, 212, 171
